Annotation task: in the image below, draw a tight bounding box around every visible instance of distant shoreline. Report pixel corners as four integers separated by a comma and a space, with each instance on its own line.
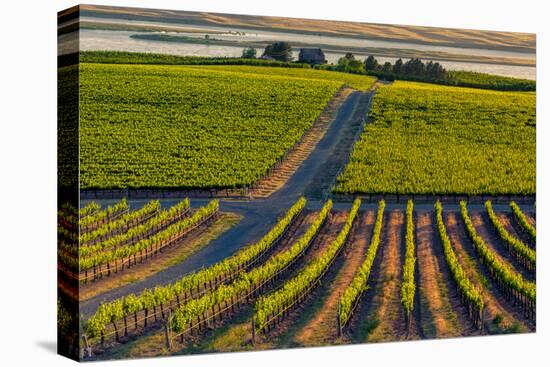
126, 32, 535, 68
74, 6, 536, 55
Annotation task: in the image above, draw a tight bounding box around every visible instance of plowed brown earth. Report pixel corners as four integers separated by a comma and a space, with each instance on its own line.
293, 210, 375, 346
444, 212, 532, 334
471, 212, 534, 282
249, 88, 353, 198
416, 211, 465, 339
525, 213, 536, 227
363, 210, 419, 342
269, 211, 315, 256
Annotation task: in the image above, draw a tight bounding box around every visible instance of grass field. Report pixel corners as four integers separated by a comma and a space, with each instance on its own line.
79, 63, 376, 190
333, 81, 536, 195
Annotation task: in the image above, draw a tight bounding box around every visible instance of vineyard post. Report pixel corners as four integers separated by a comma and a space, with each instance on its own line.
82, 335, 92, 358
164, 311, 172, 350
251, 317, 255, 345
337, 300, 341, 336
479, 308, 484, 333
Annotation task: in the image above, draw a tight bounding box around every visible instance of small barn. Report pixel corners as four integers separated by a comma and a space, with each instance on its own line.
259, 55, 277, 61
298, 48, 326, 64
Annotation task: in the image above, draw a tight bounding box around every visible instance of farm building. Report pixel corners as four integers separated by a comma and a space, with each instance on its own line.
299, 48, 326, 64
259, 55, 277, 61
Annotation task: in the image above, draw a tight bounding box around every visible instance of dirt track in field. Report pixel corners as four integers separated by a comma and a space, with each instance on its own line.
293, 210, 375, 346
250, 88, 354, 199
361, 209, 419, 342
80, 90, 371, 316
416, 211, 466, 338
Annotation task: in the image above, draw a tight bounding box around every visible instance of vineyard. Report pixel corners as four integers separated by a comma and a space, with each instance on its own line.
78, 198, 535, 359
58, 198, 235, 285
79, 63, 376, 190
61, 50, 537, 361
333, 81, 536, 196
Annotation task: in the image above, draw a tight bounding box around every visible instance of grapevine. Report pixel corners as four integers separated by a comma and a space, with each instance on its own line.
338, 200, 385, 329
485, 201, 535, 272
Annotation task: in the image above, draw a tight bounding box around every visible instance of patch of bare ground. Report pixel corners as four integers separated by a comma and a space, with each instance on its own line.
293, 210, 375, 347
415, 211, 465, 339
249, 88, 353, 198
471, 212, 534, 282
444, 212, 532, 334
79, 212, 242, 301
358, 210, 410, 343
525, 212, 536, 227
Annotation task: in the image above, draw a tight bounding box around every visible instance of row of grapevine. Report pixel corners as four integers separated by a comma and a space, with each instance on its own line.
59, 202, 78, 228
434, 201, 484, 329
253, 198, 360, 335
79, 200, 218, 273
79, 199, 189, 257
80, 200, 161, 245
169, 200, 333, 339
80, 201, 100, 218
485, 201, 535, 272
85, 197, 307, 341
338, 200, 385, 332
57, 199, 190, 269
401, 200, 416, 326
459, 201, 535, 318
80, 198, 129, 231
509, 201, 536, 243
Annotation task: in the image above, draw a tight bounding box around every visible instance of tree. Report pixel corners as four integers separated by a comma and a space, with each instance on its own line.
344, 52, 356, 60
262, 42, 293, 62
432, 62, 447, 79
393, 58, 404, 74
381, 62, 393, 73
337, 54, 364, 74
242, 47, 257, 59
404, 58, 426, 76
364, 55, 379, 71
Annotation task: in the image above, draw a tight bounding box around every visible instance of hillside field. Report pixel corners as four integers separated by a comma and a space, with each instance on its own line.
334, 81, 536, 196
79, 63, 376, 190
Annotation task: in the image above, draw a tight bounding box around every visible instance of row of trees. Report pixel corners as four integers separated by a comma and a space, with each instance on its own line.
242, 42, 448, 80
337, 53, 447, 79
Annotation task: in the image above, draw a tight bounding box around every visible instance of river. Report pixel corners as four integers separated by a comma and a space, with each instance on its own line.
62, 17, 536, 80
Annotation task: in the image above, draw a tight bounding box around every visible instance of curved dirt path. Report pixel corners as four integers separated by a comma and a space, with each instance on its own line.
444, 211, 533, 333
293, 210, 375, 346
415, 211, 466, 339
363, 210, 417, 342
80, 91, 370, 316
